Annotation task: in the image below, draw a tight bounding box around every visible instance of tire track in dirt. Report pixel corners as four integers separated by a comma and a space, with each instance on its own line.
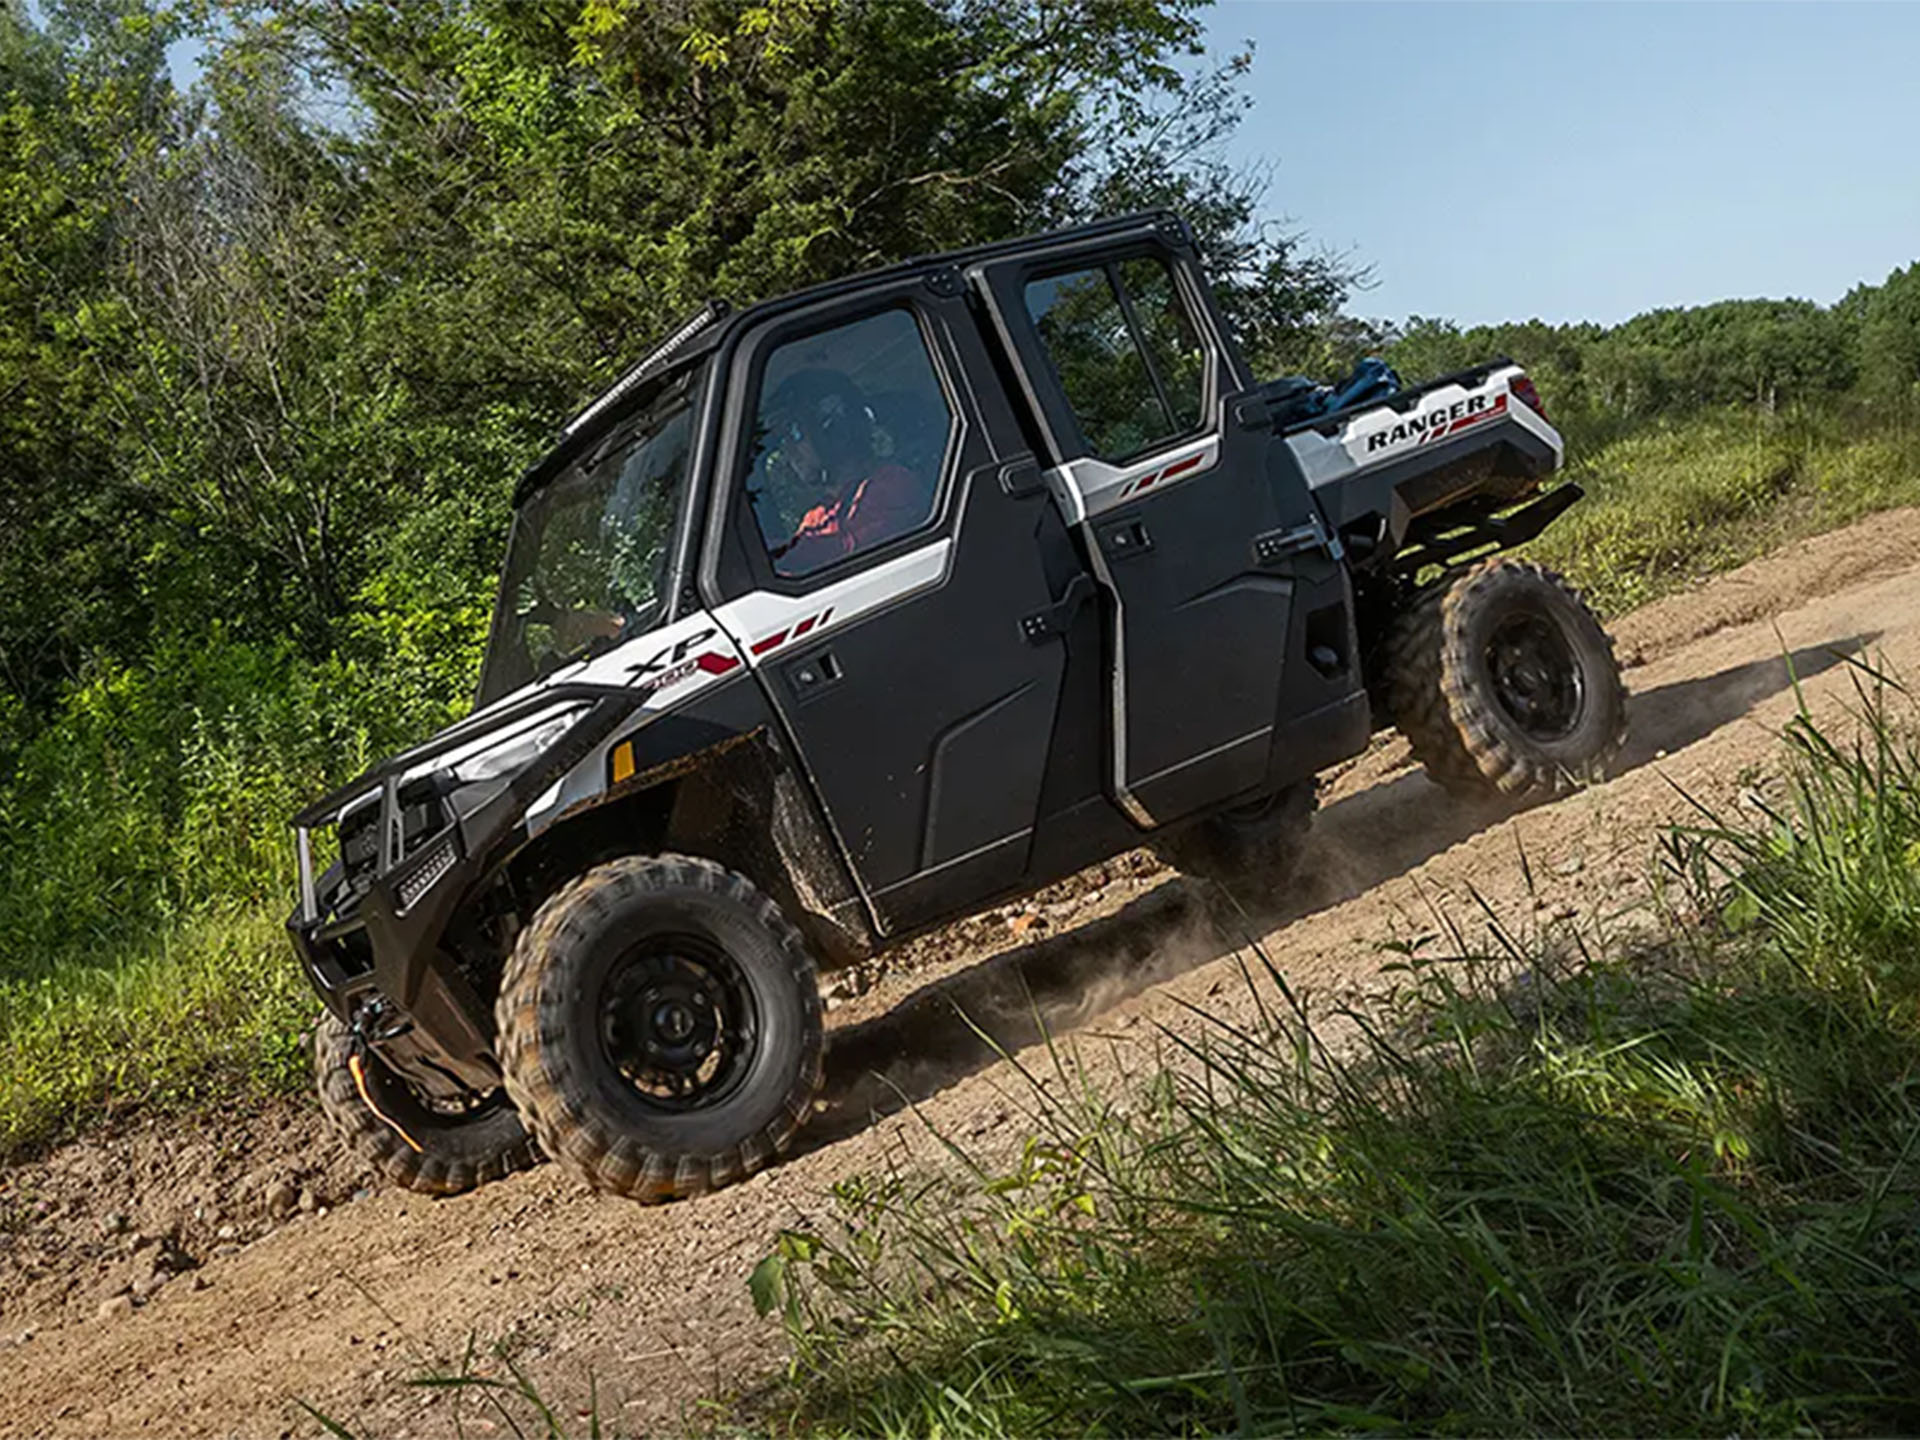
7, 510, 1920, 1439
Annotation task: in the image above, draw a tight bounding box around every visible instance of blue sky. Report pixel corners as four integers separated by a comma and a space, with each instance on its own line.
1202, 0, 1920, 327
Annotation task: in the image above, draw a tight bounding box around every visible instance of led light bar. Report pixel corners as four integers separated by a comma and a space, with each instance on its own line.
562, 300, 730, 440
396, 834, 460, 914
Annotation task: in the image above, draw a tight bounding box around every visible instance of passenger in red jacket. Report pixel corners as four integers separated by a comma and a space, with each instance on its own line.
758, 370, 931, 576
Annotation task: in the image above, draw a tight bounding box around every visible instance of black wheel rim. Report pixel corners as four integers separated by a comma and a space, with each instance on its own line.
597, 937, 759, 1111
1484, 610, 1585, 741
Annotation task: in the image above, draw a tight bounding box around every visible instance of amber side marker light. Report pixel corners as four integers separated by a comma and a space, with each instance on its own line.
611, 740, 636, 785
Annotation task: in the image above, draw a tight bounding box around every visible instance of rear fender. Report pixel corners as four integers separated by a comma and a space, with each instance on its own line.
1284, 362, 1564, 558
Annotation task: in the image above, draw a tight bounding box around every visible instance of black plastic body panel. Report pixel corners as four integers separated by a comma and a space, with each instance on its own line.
708, 280, 1076, 937
1111, 414, 1341, 822
288, 671, 871, 1097
963, 225, 1367, 830
289, 687, 641, 1092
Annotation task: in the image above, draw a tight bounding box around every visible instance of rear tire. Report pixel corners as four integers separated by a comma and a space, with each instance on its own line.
495, 854, 824, 1201
1388, 558, 1626, 798
1153, 782, 1317, 889
314, 1014, 541, 1196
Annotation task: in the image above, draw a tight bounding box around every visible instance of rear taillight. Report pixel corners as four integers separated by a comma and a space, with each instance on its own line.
1510, 374, 1549, 421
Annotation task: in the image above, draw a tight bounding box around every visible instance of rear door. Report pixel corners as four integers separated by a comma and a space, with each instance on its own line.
970, 222, 1342, 824
703, 276, 1081, 934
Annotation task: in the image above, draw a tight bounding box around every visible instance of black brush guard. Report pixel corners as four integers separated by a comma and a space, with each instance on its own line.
288, 685, 643, 1096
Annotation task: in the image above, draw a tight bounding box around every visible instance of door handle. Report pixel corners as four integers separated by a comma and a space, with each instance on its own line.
1253, 511, 1344, 565
784, 650, 843, 697
1095, 516, 1153, 559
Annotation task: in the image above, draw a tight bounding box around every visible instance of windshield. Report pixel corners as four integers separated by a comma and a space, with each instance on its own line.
477, 372, 699, 705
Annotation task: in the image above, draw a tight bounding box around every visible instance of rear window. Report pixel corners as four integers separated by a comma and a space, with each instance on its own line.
1024, 256, 1208, 462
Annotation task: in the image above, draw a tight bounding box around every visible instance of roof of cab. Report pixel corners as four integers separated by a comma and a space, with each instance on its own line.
511, 210, 1189, 505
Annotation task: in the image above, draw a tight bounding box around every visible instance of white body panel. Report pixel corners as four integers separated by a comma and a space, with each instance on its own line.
1282, 364, 1562, 490
489, 543, 958, 835
709, 538, 954, 667
1041, 434, 1220, 525
1037, 435, 1224, 829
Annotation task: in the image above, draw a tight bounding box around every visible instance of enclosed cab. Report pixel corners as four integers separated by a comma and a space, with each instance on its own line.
289, 212, 1625, 1199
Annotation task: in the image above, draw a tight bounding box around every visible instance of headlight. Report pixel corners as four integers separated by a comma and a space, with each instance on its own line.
395, 834, 461, 913
452, 711, 578, 784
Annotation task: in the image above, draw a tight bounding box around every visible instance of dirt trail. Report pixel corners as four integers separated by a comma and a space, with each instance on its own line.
7, 510, 1920, 1439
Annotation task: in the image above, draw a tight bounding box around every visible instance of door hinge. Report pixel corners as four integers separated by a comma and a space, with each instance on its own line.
1021, 573, 1096, 645
1253, 511, 1344, 566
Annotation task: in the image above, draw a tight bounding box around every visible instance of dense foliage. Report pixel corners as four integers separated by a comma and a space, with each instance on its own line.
1383, 270, 1920, 455
2, 0, 1340, 707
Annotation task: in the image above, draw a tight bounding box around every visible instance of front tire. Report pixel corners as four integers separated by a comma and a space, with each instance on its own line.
314, 1014, 541, 1196
495, 854, 824, 1201
1388, 558, 1626, 798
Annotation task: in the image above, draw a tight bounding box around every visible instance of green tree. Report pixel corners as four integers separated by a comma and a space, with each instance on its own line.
0, 0, 183, 704
1858, 262, 1920, 398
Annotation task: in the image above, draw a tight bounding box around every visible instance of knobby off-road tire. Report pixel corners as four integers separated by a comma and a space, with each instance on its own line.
1152, 781, 1318, 889
1388, 557, 1627, 798
314, 1013, 541, 1196
495, 854, 824, 1202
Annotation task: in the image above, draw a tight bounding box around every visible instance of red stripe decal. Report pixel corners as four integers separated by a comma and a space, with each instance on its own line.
1448, 393, 1508, 435
695, 652, 740, 676
1161, 453, 1204, 479
751, 629, 790, 656
793, 614, 817, 638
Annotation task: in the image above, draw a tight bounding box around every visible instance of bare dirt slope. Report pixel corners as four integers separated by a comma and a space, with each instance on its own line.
6, 509, 1920, 1440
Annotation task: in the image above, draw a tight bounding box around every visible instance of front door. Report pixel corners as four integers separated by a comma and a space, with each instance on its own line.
971, 227, 1338, 824
706, 279, 1077, 934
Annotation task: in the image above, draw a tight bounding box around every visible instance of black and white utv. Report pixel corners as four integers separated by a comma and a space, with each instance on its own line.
289, 212, 1625, 1199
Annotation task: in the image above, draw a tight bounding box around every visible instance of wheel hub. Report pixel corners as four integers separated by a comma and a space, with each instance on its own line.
598, 943, 754, 1109
654, 1001, 696, 1044
1485, 611, 1585, 741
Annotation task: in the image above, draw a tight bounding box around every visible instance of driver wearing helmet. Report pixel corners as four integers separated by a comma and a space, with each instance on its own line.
759, 369, 928, 575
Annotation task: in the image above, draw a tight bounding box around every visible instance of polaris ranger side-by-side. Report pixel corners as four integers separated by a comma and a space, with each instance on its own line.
289, 213, 1626, 1198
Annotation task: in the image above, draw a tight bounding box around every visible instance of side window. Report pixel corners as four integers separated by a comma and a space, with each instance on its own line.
1023, 256, 1210, 462
1118, 256, 1206, 430
743, 308, 954, 580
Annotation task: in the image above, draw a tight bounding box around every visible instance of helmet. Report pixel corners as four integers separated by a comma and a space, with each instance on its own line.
765, 368, 872, 472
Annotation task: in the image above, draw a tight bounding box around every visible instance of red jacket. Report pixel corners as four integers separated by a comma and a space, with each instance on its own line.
778, 463, 923, 575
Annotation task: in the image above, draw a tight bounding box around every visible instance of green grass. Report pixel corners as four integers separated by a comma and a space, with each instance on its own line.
1531, 400, 1920, 613
751, 671, 1920, 1436
0, 902, 312, 1158
0, 633, 462, 1162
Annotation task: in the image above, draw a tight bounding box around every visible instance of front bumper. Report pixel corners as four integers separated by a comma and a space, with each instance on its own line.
288, 684, 643, 1095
